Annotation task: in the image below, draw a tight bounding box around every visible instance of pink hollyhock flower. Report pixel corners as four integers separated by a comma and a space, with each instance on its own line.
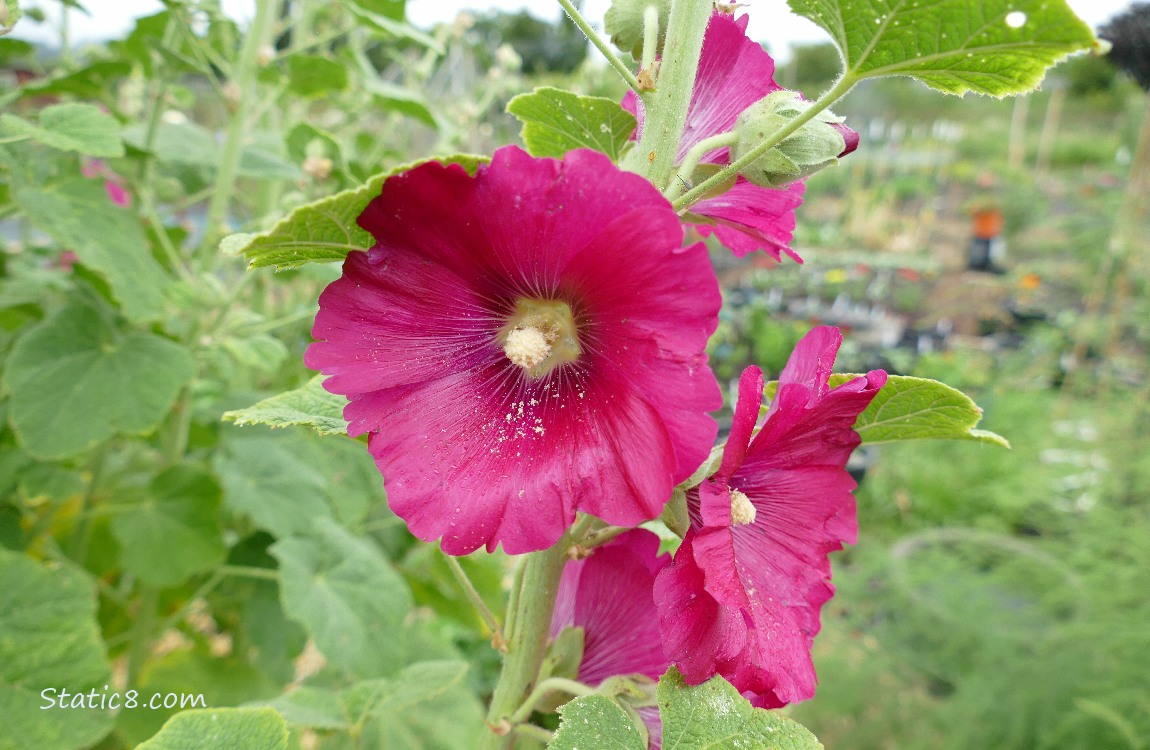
624, 12, 858, 261
306, 146, 721, 555
654, 326, 885, 707
104, 179, 131, 208
550, 529, 670, 748
81, 158, 132, 207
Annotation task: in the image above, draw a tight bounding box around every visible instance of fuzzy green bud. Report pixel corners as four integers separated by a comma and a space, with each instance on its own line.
604, 0, 671, 60
732, 90, 854, 188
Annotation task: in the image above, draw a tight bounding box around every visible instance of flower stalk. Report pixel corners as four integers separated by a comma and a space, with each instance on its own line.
557, 0, 642, 94
199, 0, 279, 267
626, 0, 712, 184
479, 539, 570, 749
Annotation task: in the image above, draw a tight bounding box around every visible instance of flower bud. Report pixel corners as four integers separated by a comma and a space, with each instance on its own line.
732, 90, 856, 188
604, 0, 671, 60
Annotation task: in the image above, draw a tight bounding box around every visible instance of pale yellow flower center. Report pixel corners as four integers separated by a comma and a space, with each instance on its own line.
730, 488, 757, 526
499, 298, 581, 378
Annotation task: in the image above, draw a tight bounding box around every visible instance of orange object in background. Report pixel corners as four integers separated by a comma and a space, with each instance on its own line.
972, 207, 1005, 239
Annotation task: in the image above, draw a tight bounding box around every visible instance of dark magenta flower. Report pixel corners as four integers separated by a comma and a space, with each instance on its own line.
624, 12, 858, 261
654, 326, 885, 706
551, 529, 669, 748
306, 146, 722, 555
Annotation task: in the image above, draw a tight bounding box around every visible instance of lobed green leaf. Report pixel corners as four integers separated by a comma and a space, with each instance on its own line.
14, 177, 170, 322
507, 87, 637, 161
0, 551, 113, 750
788, 0, 1097, 96
133, 708, 288, 750
2, 302, 195, 460
658, 668, 823, 750
223, 376, 349, 436
225, 154, 486, 270
765, 374, 1009, 446
109, 466, 227, 587
0, 103, 123, 157
271, 519, 414, 679
549, 694, 646, 750
548, 668, 824, 750
214, 430, 377, 538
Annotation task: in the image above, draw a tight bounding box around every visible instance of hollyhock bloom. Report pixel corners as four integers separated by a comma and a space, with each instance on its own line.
654, 326, 886, 707
306, 146, 721, 556
624, 12, 858, 261
550, 529, 669, 748
81, 158, 132, 207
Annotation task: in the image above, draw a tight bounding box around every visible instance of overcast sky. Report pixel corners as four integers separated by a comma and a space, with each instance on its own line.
8, 0, 1133, 62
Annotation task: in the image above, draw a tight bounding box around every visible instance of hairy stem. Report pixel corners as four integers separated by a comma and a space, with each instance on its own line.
444, 553, 505, 650
664, 130, 739, 199
641, 5, 659, 73
509, 677, 596, 724
626, 0, 712, 183
479, 539, 569, 749
557, 0, 642, 94
199, 0, 279, 267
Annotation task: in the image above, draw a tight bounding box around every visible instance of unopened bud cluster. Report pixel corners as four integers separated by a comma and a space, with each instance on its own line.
732, 91, 851, 188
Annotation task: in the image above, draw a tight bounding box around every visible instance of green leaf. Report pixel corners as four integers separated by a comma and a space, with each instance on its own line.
343, 3, 443, 52
852, 374, 1009, 446
659, 667, 821, 750
550, 694, 645, 750
117, 647, 280, 744
343, 0, 406, 22
226, 154, 487, 270
259, 686, 349, 730
507, 87, 637, 161
0, 103, 123, 157
215, 430, 378, 537
223, 376, 349, 436
2, 302, 195, 460
788, 0, 1097, 96
109, 465, 226, 587
763, 374, 1009, 446
272, 519, 414, 678
13, 178, 170, 322
344, 661, 485, 749
0, 551, 113, 750
133, 708, 288, 750
366, 80, 438, 128
286, 55, 349, 98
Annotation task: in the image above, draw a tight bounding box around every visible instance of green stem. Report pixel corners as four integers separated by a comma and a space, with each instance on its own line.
579, 524, 631, 551
0, 135, 30, 145
641, 4, 659, 73
664, 130, 739, 199
625, 0, 712, 184
509, 677, 596, 724
514, 724, 555, 744
106, 570, 225, 650
218, 564, 281, 581
444, 553, 505, 649
673, 73, 858, 211
127, 586, 160, 686
163, 387, 194, 465
67, 444, 107, 564
479, 540, 570, 750
557, 0, 642, 94
199, 0, 279, 267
